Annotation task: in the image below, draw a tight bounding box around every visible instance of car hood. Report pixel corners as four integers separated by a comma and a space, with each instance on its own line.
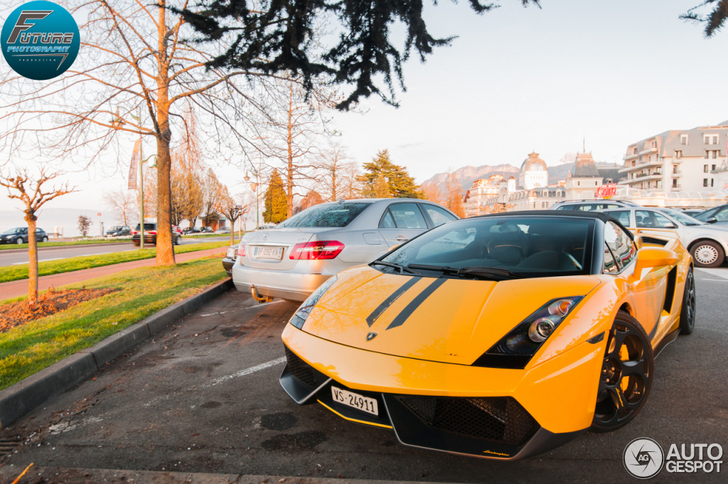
301, 266, 601, 366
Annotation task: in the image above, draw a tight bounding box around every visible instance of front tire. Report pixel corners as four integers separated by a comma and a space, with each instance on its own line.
691, 240, 724, 268
679, 268, 696, 335
591, 311, 654, 433
16, 238, 23, 245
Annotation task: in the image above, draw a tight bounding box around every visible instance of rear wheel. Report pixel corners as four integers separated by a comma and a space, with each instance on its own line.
591, 311, 654, 433
15, 238, 23, 245
679, 268, 696, 335
41, 236, 48, 243
690, 240, 724, 268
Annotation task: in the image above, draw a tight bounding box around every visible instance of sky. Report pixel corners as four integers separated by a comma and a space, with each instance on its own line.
1, 0, 727, 227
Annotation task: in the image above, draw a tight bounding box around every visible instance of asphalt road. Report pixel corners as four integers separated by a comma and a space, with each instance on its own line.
0, 237, 233, 267
1, 269, 727, 483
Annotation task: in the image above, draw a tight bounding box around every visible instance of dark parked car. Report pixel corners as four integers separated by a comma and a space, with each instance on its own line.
0, 227, 48, 244
182, 227, 201, 234
693, 203, 728, 227
106, 225, 131, 237
201, 227, 214, 233
132, 223, 181, 246
222, 244, 238, 277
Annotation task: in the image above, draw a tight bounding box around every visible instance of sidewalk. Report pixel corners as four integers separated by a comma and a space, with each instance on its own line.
0, 246, 228, 301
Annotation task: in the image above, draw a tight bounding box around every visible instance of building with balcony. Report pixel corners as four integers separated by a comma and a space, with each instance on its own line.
620, 121, 728, 192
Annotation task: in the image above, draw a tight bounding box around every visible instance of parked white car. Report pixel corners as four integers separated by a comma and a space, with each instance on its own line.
232, 199, 459, 301
601, 206, 728, 267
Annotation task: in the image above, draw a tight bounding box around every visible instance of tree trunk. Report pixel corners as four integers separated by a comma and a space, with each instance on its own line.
229, 219, 235, 245
25, 214, 38, 306
155, 1, 175, 265
286, 82, 294, 217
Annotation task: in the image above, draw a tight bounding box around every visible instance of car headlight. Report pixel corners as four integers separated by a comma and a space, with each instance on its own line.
472, 296, 583, 369
289, 275, 338, 330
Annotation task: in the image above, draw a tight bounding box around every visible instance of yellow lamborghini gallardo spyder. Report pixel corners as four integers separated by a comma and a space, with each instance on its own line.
280, 211, 695, 460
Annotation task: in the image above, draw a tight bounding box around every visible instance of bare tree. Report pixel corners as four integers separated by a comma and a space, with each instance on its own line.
200, 168, 224, 228
422, 183, 444, 205
217, 187, 249, 245
445, 172, 466, 218
0, 168, 76, 306
0, 0, 272, 266
318, 144, 357, 202
78, 215, 93, 236
260, 76, 340, 216
103, 189, 135, 226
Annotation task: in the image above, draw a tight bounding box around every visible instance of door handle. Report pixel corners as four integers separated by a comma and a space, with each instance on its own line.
396, 235, 408, 242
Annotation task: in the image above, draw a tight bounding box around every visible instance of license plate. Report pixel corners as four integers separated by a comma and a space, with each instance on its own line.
331, 386, 379, 416
253, 246, 283, 260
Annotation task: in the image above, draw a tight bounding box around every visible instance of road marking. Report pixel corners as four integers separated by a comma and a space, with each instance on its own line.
696, 268, 728, 280
209, 357, 286, 387
11, 257, 64, 265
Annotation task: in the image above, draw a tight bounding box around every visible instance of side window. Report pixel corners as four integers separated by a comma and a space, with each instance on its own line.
605, 210, 631, 227
603, 243, 619, 274
577, 204, 598, 211
652, 212, 676, 228
605, 221, 637, 269
379, 210, 396, 229
388, 203, 427, 229
716, 207, 728, 222
635, 210, 655, 228
423, 205, 457, 227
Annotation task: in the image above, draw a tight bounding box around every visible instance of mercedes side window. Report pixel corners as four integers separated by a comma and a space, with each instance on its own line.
379, 210, 396, 229
423, 205, 457, 227
389, 203, 427, 229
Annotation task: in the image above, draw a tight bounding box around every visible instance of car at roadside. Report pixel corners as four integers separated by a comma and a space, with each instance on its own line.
223, 244, 238, 277
183, 227, 200, 234
201, 227, 214, 233
692, 203, 728, 227
0, 227, 49, 244
600, 206, 728, 267
106, 225, 131, 237
132, 223, 182, 246
549, 200, 640, 212
232, 198, 459, 302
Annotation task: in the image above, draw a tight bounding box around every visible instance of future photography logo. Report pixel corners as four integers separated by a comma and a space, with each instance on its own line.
1, 1, 80, 80
624, 437, 724, 479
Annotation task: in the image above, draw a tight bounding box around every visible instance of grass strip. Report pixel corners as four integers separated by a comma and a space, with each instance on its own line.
0, 257, 228, 390
0, 240, 229, 283
0, 233, 238, 250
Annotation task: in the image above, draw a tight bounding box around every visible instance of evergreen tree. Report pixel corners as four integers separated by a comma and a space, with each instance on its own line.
263, 169, 288, 223
361, 150, 423, 198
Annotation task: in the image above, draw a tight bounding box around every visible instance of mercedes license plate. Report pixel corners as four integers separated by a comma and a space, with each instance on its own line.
253, 246, 283, 260
331, 386, 379, 416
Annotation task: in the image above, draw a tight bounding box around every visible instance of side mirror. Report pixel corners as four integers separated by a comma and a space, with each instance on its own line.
706, 216, 718, 224
634, 247, 677, 273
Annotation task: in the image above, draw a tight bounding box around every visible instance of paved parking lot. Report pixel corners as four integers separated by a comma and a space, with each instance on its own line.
1, 269, 727, 483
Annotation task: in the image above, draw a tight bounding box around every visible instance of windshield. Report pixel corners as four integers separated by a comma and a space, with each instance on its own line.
1, 228, 24, 235
659, 209, 703, 226
380, 216, 594, 278
278, 202, 371, 228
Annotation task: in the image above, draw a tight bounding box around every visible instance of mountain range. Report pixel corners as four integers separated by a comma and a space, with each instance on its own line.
421, 162, 576, 195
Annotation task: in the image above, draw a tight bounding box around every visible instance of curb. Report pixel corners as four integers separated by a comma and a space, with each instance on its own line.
0, 278, 234, 429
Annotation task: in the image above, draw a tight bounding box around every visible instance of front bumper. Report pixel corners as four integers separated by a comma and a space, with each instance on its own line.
232, 264, 331, 302
280, 325, 604, 460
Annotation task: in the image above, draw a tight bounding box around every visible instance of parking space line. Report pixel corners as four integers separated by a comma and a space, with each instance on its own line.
209, 356, 286, 386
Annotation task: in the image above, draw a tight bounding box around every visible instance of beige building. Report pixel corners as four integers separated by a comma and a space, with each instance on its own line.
620, 121, 728, 192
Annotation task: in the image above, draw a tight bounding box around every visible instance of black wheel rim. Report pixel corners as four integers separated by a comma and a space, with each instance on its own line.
685, 271, 696, 329
594, 323, 651, 428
